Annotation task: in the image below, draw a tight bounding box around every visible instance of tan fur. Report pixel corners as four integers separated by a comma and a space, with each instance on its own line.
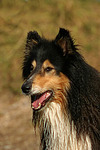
42, 60, 54, 70
32, 59, 92, 150
31, 60, 70, 98
32, 60, 37, 70
32, 39, 38, 45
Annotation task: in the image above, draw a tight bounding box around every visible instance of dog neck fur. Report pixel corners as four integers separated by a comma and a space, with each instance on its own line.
38, 102, 92, 150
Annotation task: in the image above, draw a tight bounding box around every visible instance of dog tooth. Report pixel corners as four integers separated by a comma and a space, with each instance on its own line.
46, 92, 50, 97
31, 103, 41, 110
45, 93, 48, 98
35, 103, 41, 109
47, 92, 49, 95
39, 103, 41, 106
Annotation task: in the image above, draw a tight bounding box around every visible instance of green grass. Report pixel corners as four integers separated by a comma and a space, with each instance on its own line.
0, 0, 100, 95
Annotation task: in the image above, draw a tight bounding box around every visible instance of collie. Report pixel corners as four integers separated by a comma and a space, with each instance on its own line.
21, 28, 100, 150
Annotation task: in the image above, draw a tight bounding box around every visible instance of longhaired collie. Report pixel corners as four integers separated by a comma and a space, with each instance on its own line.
21, 28, 100, 150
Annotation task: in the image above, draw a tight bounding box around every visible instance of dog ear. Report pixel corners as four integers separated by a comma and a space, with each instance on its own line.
55, 28, 76, 55
26, 31, 41, 51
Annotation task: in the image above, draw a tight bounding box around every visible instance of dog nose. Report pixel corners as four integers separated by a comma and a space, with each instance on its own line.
21, 80, 32, 95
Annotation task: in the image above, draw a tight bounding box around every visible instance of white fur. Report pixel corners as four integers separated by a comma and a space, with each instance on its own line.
31, 86, 42, 95
39, 102, 92, 150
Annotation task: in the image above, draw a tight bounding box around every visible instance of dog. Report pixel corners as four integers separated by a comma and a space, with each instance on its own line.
21, 28, 100, 150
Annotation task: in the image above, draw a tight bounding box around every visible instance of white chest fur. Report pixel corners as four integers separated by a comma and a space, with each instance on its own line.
39, 102, 92, 150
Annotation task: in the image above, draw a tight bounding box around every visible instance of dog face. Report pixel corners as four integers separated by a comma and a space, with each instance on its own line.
21, 28, 75, 111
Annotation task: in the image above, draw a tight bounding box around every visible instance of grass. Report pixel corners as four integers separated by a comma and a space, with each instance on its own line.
0, 0, 100, 95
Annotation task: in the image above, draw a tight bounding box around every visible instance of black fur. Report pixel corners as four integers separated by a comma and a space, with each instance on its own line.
22, 28, 100, 149
65, 53, 100, 149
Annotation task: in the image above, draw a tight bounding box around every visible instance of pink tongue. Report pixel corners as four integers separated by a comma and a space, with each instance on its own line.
32, 92, 50, 109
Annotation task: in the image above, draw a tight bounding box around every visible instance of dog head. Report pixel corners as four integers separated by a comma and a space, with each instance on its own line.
21, 28, 76, 111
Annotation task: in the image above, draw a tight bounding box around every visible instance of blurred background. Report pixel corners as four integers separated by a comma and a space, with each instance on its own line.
0, 0, 100, 150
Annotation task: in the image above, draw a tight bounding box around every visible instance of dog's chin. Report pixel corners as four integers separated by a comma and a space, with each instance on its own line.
31, 90, 53, 111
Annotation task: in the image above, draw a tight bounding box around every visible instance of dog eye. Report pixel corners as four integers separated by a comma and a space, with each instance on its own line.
45, 67, 53, 72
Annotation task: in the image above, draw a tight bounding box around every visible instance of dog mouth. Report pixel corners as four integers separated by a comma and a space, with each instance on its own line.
31, 90, 53, 110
